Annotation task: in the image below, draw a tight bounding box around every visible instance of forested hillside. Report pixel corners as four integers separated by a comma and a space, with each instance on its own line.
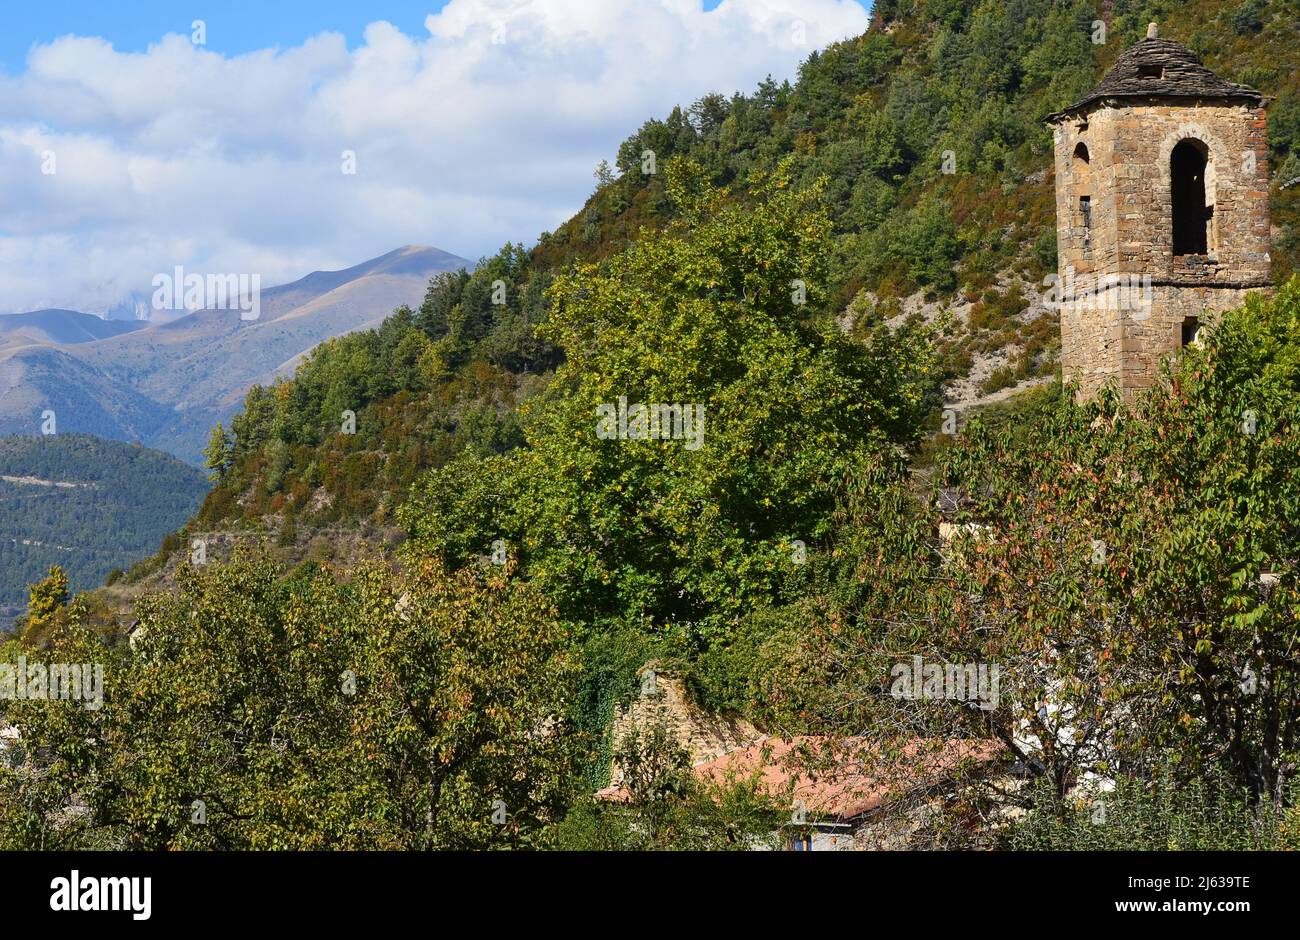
0, 435, 207, 632
178, 0, 1300, 555
6, 0, 1300, 851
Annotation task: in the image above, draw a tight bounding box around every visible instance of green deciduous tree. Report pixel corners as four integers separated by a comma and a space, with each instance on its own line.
0, 550, 583, 850
778, 280, 1300, 814
403, 160, 936, 657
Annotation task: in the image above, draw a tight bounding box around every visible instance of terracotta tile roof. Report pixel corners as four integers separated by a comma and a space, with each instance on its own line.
598, 735, 1002, 821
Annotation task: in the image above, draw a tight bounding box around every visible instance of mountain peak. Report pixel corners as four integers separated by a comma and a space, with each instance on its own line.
262, 245, 471, 302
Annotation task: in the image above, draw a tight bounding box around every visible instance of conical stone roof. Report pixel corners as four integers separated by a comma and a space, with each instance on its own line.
1048, 30, 1263, 122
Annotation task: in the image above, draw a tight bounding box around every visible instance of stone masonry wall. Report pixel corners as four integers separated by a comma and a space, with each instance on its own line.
606, 668, 759, 787
1052, 99, 1271, 399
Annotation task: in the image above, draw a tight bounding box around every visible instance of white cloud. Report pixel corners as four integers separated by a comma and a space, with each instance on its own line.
0, 0, 870, 314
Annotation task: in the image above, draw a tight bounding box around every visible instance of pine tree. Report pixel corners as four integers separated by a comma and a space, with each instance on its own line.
203, 422, 234, 482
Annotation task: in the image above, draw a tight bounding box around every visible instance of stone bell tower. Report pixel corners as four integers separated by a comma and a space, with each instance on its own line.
1046, 23, 1271, 399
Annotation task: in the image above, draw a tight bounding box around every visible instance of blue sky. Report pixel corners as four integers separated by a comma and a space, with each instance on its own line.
0, 0, 749, 72
0, 1, 873, 313
0, 1, 442, 73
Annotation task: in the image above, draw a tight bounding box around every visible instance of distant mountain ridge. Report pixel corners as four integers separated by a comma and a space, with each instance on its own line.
257, 246, 467, 303
0, 309, 146, 345
0, 245, 470, 464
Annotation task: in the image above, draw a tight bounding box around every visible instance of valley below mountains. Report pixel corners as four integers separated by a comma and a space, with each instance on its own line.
0, 434, 209, 631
